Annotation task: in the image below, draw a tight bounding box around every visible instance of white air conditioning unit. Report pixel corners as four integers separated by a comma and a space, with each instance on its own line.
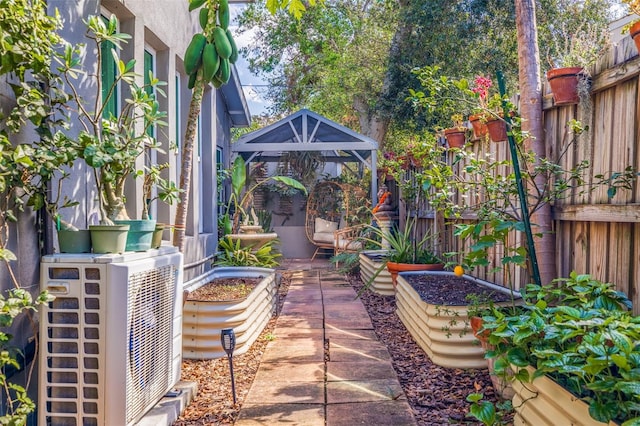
38, 247, 183, 426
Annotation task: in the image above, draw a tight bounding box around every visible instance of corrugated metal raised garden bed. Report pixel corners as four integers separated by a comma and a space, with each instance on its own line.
359, 250, 394, 296
396, 271, 519, 369
182, 266, 278, 359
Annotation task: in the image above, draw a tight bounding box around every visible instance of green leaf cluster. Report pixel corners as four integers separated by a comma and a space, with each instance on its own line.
360, 218, 441, 265
481, 272, 640, 424
222, 156, 306, 233
214, 236, 282, 267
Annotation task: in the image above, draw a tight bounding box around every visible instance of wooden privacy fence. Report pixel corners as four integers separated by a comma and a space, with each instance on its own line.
408, 34, 640, 313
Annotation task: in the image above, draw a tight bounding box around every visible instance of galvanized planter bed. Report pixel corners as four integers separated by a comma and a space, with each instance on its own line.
396, 271, 518, 369
182, 266, 278, 359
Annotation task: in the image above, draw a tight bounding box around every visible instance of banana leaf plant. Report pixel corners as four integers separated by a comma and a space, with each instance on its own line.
222, 156, 307, 234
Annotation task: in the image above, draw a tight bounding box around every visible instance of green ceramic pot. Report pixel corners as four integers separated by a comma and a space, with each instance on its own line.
57, 229, 92, 253
114, 219, 156, 252
89, 224, 130, 254
151, 223, 165, 249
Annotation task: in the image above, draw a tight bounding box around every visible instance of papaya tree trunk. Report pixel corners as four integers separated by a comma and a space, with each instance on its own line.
173, 72, 206, 251
515, 0, 556, 285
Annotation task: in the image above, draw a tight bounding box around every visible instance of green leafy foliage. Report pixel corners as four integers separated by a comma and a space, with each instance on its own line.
214, 236, 281, 267
360, 218, 441, 265
0, 288, 53, 423
223, 156, 306, 233
482, 272, 640, 424
55, 15, 171, 222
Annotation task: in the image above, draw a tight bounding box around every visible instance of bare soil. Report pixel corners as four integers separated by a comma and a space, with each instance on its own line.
404, 274, 514, 305
186, 278, 261, 302
174, 270, 505, 425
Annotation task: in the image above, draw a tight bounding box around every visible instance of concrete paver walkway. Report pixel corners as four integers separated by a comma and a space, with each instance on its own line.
235, 259, 417, 425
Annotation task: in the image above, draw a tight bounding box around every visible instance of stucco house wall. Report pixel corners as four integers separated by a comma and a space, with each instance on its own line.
0, 0, 249, 413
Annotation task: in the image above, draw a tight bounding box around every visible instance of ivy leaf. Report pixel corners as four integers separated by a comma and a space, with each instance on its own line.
506, 347, 529, 367
0, 249, 17, 262
589, 400, 618, 423
468, 400, 495, 425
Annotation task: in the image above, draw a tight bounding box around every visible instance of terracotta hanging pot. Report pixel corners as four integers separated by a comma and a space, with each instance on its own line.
443, 128, 466, 148
630, 21, 640, 54
546, 66, 584, 105
468, 114, 488, 140
485, 116, 508, 142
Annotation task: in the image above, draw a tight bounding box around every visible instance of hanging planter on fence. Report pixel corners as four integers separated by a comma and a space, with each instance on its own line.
443, 128, 466, 148
485, 116, 508, 142
468, 114, 488, 140
630, 21, 640, 53
546, 67, 584, 106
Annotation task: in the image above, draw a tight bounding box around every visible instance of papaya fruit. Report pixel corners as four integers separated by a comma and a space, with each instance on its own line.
199, 7, 209, 30
187, 71, 197, 90
211, 74, 223, 89
188, 0, 206, 12
202, 43, 220, 82
184, 33, 207, 75
218, 0, 229, 13
218, 8, 230, 30
226, 29, 238, 64
218, 57, 230, 84
212, 26, 232, 59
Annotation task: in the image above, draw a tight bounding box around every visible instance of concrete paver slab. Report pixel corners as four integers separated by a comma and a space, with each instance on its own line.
243, 380, 325, 404
326, 400, 416, 426
325, 318, 374, 330
326, 361, 398, 381
272, 328, 324, 339
325, 327, 378, 340
329, 338, 389, 352
276, 317, 324, 329
326, 379, 406, 403
261, 340, 324, 363
254, 362, 325, 382
235, 403, 325, 426
324, 308, 371, 320
280, 303, 324, 317
329, 347, 391, 363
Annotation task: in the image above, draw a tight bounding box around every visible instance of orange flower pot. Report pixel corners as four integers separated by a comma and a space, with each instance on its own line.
386, 261, 444, 287
486, 117, 508, 142
443, 128, 466, 148
546, 66, 584, 106
630, 21, 640, 54
469, 114, 488, 140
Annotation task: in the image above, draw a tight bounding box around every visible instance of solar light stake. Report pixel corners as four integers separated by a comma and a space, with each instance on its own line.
221, 328, 237, 404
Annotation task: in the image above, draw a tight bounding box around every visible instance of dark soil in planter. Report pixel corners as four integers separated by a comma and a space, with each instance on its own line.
186, 277, 262, 301
405, 274, 514, 305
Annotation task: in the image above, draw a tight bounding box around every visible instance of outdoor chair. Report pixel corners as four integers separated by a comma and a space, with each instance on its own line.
305, 181, 371, 260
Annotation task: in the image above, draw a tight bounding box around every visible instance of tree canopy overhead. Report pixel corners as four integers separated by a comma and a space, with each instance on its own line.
239, 0, 619, 150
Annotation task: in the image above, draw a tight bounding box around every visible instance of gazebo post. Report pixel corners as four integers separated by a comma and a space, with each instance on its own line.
371, 149, 378, 206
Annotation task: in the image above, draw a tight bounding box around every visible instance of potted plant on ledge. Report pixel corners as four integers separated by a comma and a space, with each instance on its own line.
443, 114, 467, 149
58, 15, 171, 253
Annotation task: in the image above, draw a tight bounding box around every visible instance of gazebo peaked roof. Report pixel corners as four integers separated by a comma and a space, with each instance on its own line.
232, 108, 378, 164
232, 108, 379, 200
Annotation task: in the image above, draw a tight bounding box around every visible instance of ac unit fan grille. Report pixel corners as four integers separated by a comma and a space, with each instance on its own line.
126, 264, 176, 423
